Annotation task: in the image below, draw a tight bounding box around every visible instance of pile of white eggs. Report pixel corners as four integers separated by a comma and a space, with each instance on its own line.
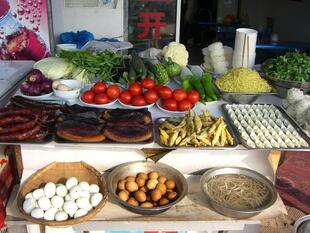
22, 177, 103, 221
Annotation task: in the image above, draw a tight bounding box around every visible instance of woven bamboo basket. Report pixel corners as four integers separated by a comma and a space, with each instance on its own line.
17, 161, 108, 227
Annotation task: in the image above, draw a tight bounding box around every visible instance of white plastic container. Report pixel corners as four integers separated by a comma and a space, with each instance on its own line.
234, 28, 258, 55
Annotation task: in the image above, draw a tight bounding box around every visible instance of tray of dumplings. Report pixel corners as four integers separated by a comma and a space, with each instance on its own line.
223, 104, 310, 150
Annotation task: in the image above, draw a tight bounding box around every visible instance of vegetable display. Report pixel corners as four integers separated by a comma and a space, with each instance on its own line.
20, 69, 52, 96
158, 110, 234, 147
215, 68, 273, 93
263, 51, 310, 83
60, 50, 125, 83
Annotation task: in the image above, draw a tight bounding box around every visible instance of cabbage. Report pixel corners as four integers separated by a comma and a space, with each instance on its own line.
33, 57, 75, 80
71, 68, 98, 84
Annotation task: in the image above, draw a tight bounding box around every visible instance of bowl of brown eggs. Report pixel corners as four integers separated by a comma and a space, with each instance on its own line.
108, 161, 188, 215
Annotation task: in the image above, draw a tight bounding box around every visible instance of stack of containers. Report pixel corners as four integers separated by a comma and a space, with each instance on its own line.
232, 28, 258, 69
202, 42, 234, 75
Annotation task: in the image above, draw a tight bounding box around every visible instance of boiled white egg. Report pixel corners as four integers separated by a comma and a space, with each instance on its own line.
74, 209, 88, 219
90, 193, 103, 207
56, 184, 68, 197
44, 182, 56, 198
55, 210, 68, 221
78, 181, 90, 191
65, 194, 74, 201
23, 198, 37, 214
69, 185, 81, 199
66, 177, 78, 190
52, 80, 61, 89
38, 196, 51, 211
30, 208, 44, 219
44, 207, 58, 221
32, 188, 45, 200
24, 192, 34, 199
76, 197, 89, 209
80, 190, 90, 199
89, 184, 99, 193
63, 200, 78, 216
51, 195, 64, 209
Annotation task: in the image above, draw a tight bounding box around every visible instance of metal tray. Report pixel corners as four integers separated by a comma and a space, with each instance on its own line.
154, 117, 239, 149
214, 82, 278, 104
222, 104, 310, 150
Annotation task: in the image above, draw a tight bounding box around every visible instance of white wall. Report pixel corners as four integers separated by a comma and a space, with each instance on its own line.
240, 0, 310, 43
51, 0, 124, 43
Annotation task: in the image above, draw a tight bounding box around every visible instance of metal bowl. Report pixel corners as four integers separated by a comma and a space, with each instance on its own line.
108, 161, 188, 215
213, 82, 278, 104
200, 167, 277, 219
261, 59, 310, 97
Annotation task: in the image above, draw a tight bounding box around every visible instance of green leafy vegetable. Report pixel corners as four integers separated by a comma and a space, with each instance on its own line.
263, 51, 310, 83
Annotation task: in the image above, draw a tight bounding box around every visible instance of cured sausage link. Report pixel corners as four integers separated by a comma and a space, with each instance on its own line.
0, 107, 41, 117
0, 115, 38, 134
0, 115, 31, 126
0, 124, 42, 141
11, 96, 61, 110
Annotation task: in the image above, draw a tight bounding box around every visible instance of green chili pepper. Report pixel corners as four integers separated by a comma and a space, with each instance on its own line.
201, 72, 217, 101
190, 76, 205, 100
181, 78, 193, 92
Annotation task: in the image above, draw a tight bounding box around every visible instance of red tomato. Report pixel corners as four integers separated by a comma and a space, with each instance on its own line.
81, 90, 95, 103
187, 90, 200, 104
131, 96, 147, 106
173, 88, 187, 101
94, 93, 109, 105
178, 99, 192, 111
144, 89, 159, 104
141, 78, 155, 90
129, 82, 143, 96
91, 82, 107, 94
119, 90, 132, 104
106, 85, 120, 99
154, 84, 164, 91
162, 98, 177, 111
158, 86, 173, 99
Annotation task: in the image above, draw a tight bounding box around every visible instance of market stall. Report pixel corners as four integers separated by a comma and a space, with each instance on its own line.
1, 28, 309, 233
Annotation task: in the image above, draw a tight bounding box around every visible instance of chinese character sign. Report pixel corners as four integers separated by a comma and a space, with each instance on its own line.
128, 0, 177, 49
0, 0, 50, 61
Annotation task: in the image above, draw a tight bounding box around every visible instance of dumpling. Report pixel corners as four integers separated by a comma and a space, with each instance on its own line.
273, 125, 281, 133
268, 119, 276, 127
247, 119, 255, 127
246, 125, 253, 134
263, 140, 272, 149
250, 132, 258, 141
287, 125, 295, 133
244, 115, 251, 122
246, 139, 256, 148
254, 139, 264, 148
270, 139, 280, 148
275, 119, 284, 127
284, 138, 295, 148
283, 119, 291, 127
269, 113, 276, 120
276, 138, 286, 148
261, 119, 269, 127
241, 131, 250, 141
240, 119, 247, 127
264, 132, 273, 141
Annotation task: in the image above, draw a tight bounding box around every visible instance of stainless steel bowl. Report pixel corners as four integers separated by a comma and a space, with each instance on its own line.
108, 161, 188, 215
213, 82, 278, 104
200, 167, 277, 219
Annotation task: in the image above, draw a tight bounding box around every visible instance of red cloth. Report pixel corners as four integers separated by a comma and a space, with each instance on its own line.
276, 151, 310, 214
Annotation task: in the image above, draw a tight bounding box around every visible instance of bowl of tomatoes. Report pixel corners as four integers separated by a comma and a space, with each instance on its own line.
118, 78, 160, 109
156, 87, 200, 115
80, 81, 121, 108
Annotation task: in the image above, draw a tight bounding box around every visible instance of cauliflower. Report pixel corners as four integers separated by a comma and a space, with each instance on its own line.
163, 42, 189, 67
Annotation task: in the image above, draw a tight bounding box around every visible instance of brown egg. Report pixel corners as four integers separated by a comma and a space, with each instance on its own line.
126, 176, 136, 182
137, 172, 148, 180
134, 190, 147, 202
146, 179, 158, 190
156, 183, 167, 195
151, 189, 162, 202
140, 202, 153, 208
159, 198, 170, 206
125, 181, 139, 192
118, 190, 129, 202
167, 191, 178, 200
166, 189, 173, 193
158, 176, 167, 184
148, 171, 159, 179
139, 186, 148, 192
165, 179, 176, 189
127, 197, 139, 206
117, 179, 126, 190
135, 177, 146, 187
